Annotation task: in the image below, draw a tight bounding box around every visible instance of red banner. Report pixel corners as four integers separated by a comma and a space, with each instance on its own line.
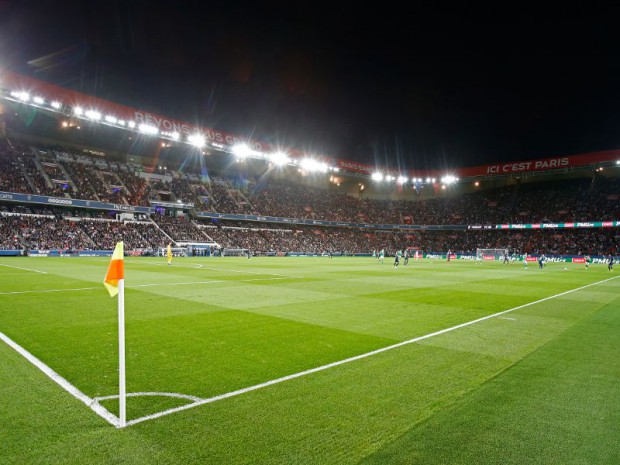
572, 258, 586, 263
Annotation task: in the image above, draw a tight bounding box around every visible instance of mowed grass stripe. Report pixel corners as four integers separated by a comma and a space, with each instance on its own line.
2, 257, 618, 464
361, 296, 620, 465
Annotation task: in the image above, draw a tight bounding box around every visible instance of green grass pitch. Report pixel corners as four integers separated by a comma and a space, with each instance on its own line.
1, 256, 619, 464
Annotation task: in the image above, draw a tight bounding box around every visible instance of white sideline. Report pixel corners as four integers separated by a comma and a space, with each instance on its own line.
125, 274, 620, 427
0, 263, 48, 274
2, 274, 617, 428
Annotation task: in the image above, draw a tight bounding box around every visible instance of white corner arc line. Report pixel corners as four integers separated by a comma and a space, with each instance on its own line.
126, 274, 620, 427
93, 391, 204, 403
0, 263, 48, 274
0, 331, 119, 427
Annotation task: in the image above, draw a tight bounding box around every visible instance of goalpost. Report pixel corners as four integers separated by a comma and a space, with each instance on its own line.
476, 248, 509, 262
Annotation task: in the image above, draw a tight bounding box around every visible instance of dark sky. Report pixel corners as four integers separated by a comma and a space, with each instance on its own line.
2, 1, 620, 170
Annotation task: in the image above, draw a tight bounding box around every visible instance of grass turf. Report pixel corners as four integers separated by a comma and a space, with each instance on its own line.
0, 256, 618, 464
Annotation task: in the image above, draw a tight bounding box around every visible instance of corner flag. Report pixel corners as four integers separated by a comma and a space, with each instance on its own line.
103, 242, 124, 297
103, 241, 127, 428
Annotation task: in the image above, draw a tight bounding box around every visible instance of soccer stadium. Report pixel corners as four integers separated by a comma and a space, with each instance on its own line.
1, 69, 619, 463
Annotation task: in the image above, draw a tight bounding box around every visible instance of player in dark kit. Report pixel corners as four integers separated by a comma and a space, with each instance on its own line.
403, 250, 409, 266
538, 254, 545, 269
394, 251, 400, 268
608, 255, 614, 271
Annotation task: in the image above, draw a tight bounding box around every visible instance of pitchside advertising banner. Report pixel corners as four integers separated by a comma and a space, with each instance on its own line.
0, 191, 153, 214
3, 69, 619, 179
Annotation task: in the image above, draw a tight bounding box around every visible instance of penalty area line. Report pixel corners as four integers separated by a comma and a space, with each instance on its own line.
126, 274, 620, 427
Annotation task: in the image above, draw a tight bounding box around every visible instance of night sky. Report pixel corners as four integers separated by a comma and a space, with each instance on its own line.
2, 1, 620, 170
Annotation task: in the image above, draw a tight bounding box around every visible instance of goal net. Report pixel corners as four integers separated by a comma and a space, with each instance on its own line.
476, 248, 509, 261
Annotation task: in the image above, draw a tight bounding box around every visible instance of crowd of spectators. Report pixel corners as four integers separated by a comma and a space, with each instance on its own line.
1, 140, 620, 256
2, 142, 619, 226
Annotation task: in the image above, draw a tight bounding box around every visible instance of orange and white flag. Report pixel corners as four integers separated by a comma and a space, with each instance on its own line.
103, 242, 124, 297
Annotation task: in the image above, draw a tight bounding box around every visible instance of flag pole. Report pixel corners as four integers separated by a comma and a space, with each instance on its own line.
118, 278, 126, 428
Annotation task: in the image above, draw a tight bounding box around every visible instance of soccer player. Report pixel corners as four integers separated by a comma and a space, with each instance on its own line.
522, 252, 528, 269
585, 254, 591, 269
394, 251, 400, 268
379, 248, 385, 264
503, 249, 509, 264
538, 253, 545, 270
167, 242, 173, 265
403, 249, 409, 266
447, 249, 452, 263
608, 254, 614, 271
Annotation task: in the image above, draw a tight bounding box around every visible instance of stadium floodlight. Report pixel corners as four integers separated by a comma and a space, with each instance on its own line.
426, 177, 431, 183
188, 133, 206, 148
127, 121, 136, 128
371, 172, 384, 181
10, 91, 30, 101
269, 151, 290, 166
138, 123, 158, 135
232, 143, 253, 159
73, 106, 83, 116
33, 96, 45, 105
105, 115, 117, 124
51, 101, 62, 109
397, 175, 408, 184
441, 175, 457, 184
616, 160, 620, 165
85, 110, 102, 121
170, 131, 180, 140
117, 120, 125, 126
386, 175, 395, 182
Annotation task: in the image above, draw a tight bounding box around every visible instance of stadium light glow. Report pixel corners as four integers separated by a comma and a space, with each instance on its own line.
73, 107, 83, 116
269, 151, 290, 166
371, 172, 384, 181
441, 175, 458, 184
10, 91, 30, 102
232, 143, 253, 159
33, 96, 45, 105
386, 175, 395, 182
104, 115, 117, 124
397, 175, 408, 184
170, 132, 180, 140
188, 133, 206, 148
138, 123, 158, 135
85, 110, 102, 120
51, 101, 62, 109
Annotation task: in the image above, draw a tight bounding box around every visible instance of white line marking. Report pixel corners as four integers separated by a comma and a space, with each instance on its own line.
125, 274, 620, 427
0, 331, 119, 427
500, 317, 517, 321
0, 277, 298, 295
0, 263, 48, 274
3, 275, 616, 428
126, 260, 302, 278
94, 391, 204, 403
